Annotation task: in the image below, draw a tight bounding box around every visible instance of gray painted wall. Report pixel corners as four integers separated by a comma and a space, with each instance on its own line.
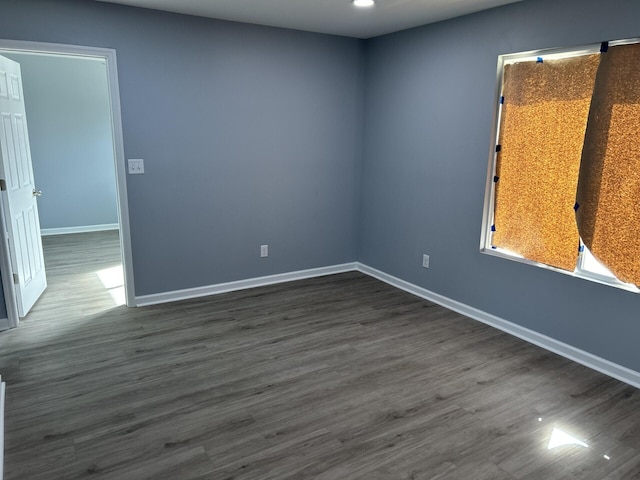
360, 0, 640, 371
1, 0, 639, 379
2, 52, 118, 230
0, 0, 365, 297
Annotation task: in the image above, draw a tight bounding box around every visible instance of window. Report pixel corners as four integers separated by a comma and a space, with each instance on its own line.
481, 39, 640, 293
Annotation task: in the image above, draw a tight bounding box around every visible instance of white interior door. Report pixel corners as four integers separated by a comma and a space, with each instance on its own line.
0, 55, 46, 317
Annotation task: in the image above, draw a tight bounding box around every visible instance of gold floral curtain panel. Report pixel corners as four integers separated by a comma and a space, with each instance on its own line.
576, 44, 640, 286
493, 43, 640, 286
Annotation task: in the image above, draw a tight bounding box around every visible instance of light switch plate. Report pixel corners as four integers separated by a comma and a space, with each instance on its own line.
128, 158, 144, 174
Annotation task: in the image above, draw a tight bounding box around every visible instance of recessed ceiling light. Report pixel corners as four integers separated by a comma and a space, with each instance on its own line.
353, 0, 375, 7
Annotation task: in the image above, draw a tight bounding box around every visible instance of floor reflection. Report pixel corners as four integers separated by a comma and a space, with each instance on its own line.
548, 426, 589, 450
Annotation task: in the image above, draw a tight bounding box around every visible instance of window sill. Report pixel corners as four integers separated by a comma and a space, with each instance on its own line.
480, 247, 640, 294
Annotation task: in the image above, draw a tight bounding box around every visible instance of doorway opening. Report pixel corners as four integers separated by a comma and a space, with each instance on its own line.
0, 40, 134, 330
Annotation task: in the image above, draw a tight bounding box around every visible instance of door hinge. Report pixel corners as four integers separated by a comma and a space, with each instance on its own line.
12, 273, 19, 284
0, 179, 6, 191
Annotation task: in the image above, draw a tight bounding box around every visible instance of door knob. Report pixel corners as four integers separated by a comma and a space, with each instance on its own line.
32, 189, 42, 197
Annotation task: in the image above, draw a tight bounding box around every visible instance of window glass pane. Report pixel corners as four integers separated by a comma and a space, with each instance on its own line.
581, 246, 617, 279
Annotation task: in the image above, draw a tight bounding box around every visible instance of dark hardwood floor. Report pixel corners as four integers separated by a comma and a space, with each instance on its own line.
1, 231, 640, 479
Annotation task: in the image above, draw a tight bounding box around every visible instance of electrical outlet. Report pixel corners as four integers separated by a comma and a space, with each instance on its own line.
260, 245, 268, 258
422, 254, 430, 268
128, 158, 144, 174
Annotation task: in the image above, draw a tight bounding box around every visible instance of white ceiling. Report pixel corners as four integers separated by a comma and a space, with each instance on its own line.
93, 0, 523, 39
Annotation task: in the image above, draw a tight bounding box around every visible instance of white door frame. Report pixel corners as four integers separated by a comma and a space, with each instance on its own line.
0, 39, 136, 328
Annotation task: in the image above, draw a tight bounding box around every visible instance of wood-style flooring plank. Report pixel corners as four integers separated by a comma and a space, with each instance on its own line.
1, 231, 640, 478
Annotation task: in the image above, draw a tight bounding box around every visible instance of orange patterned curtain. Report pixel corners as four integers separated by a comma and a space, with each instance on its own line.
576, 43, 640, 286
493, 54, 600, 271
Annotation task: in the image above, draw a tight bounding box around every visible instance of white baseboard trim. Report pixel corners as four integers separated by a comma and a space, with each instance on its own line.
133, 259, 640, 389
135, 262, 359, 307
0, 318, 9, 332
41, 223, 119, 236
356, 262, 640, 390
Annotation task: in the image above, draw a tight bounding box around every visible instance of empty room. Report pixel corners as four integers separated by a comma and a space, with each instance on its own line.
1, 0, 640, 478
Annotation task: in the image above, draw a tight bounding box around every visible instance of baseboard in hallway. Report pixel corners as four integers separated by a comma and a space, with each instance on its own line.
41, 224, 119, 236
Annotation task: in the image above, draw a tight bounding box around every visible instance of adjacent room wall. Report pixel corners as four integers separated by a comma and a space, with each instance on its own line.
360, 0, 640, 372
0, 0, 365, 296
2, 52, 118, 232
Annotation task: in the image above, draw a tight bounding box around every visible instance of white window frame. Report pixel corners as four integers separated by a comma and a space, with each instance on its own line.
480, 38, 640, 293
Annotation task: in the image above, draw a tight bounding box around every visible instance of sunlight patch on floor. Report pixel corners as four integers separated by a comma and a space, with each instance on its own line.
96, 265, 125, 306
